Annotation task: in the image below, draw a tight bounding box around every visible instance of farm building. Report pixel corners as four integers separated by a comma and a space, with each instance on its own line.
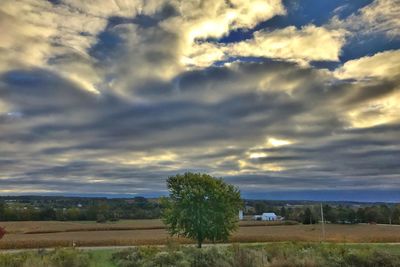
254, 212, 278, 221
262, 212, 277, 221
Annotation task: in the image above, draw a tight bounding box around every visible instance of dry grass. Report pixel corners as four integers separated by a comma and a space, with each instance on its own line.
1, 220, 400, 249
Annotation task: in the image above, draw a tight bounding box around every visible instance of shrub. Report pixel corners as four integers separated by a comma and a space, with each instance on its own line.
21, 255, 52, 267
0, 252, 30, 267
0, 249, 89, 267
111, 246, 162, 267
112, 248, 146, 267
151, 250, 189, 267
3, 243, 400, 267
341, 249, 400, 267
96, 214, 107, 223
230, 244, 267, 267
48, 248, 90, 267
185, 246, 231, 267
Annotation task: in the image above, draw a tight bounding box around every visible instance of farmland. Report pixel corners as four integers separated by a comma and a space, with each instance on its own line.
1, 220, 400, 249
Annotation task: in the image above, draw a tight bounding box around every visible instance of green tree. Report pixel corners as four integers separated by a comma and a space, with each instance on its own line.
280, 206, 287, 218
365, 207, 379, 223
323, 204, 337, 223
162, 172, 242, 248
356, 208, 366, 223
302, 207, 317, 224
380, 204, 393, 224
254, 202, 268, 214
40, 207, 56, 220
392, 205, 400, 224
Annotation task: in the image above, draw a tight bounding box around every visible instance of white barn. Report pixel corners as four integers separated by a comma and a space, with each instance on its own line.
262, 212, 277, 221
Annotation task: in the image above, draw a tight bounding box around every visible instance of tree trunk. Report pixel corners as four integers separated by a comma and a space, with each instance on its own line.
197, 239, 202, 248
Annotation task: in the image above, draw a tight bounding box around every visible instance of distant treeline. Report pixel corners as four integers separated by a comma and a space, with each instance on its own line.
0, 196, 399, 224
245, 200, 400, 225
0, 196, 161, 222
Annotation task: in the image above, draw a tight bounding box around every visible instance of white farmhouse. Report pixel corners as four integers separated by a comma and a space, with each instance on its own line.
261, 212, 277, 221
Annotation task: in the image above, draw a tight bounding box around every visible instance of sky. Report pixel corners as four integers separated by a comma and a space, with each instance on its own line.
0, 0, 400, 202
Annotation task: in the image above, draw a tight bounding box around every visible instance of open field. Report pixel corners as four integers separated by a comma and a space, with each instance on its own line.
0, 219, 295, 234
1, 220, 400, 249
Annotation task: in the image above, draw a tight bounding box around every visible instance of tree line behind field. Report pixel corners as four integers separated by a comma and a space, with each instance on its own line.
247, 200, 400, 225
0, 196, 161, 222
0, 196, 399, 225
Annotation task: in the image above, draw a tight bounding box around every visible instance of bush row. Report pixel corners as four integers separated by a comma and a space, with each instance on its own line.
0, 249, 90, 267
111, 243, 400, 267
1, 243, 399, 267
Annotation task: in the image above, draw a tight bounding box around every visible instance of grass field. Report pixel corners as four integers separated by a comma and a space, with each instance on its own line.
1, 220, 400, 249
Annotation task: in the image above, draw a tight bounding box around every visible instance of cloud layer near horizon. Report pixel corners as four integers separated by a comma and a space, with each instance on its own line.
0, 0, 399, 200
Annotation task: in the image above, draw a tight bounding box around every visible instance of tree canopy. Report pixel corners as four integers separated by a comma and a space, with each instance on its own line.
162, 172, 242, 248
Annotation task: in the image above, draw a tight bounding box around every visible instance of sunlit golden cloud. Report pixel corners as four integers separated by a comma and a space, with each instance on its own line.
267, 138, 293, 147
334, 50, 400, 128
185, 25, 346, 68
334, 50, 400, 80
249, 152, 268, 159
225, 25, 345, 62
330, 0, 400, 38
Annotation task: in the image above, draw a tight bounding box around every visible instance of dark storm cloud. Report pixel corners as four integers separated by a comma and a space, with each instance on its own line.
1, 58, 399, 198
3, 57, 399, 197
0, 69, 98, 116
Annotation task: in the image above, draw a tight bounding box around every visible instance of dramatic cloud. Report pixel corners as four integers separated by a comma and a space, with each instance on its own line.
225, 25, 345, 62
335, 50, 400, 128
331, 0, 400, 38
187, 25, 346, 67
334, 50, 400, 80
0, 0, 399, 201
0, 0, 109, 94
0, 0, 287, 98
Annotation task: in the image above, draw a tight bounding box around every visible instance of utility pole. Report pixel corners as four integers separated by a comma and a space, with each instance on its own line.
320, 203, 325, 241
